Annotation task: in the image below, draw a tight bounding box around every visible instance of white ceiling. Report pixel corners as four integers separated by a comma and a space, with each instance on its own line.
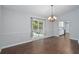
3, 5, 79, 18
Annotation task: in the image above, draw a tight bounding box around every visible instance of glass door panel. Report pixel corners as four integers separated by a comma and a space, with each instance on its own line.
32, 19, 44, 38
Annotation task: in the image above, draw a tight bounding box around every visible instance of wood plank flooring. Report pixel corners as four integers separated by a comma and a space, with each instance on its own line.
1, 34, 79, 54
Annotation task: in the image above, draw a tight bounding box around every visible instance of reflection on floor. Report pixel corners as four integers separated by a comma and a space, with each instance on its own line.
1, 33, 79, 54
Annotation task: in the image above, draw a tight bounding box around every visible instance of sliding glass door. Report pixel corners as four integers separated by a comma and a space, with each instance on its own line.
32, 18, 44, 38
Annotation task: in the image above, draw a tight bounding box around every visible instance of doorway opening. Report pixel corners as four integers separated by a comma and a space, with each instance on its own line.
58, 21, 70, 36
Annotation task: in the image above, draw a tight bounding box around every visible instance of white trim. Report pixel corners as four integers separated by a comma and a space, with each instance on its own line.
70, 37, 79, 44
1, 38, 37, 49
0, 35, 53, 50
1, 40, 33, 49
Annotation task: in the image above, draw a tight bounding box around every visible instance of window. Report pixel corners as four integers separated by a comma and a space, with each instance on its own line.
32, 18, 44, 38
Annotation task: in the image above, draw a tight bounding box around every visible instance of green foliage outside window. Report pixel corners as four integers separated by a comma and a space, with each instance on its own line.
32, 20, 43, 30
32, 20, 38, 30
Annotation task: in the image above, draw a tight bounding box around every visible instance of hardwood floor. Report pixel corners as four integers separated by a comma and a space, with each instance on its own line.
1, 34, 79, 54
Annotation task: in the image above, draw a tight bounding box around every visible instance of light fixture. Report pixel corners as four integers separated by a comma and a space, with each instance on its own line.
48, 5, 57, 22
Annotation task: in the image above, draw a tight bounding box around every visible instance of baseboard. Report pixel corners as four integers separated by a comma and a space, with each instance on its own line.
1, 39, 36, 49
1, 35, 55, 50
1, 36, 47, 49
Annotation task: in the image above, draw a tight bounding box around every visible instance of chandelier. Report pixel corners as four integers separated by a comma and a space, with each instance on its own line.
48, 5, 57, 22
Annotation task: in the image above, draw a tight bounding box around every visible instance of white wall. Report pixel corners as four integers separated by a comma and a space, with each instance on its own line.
45, 19, 55, 37
0, 7, 32, 48
0, 6, 2, 34
0, 6, 3, 50
0, 6, 54, 49
0, 6, 1, 50
59, 8, 79, 42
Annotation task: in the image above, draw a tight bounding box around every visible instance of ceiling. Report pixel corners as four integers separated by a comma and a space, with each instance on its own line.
3, 5, 79, 18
